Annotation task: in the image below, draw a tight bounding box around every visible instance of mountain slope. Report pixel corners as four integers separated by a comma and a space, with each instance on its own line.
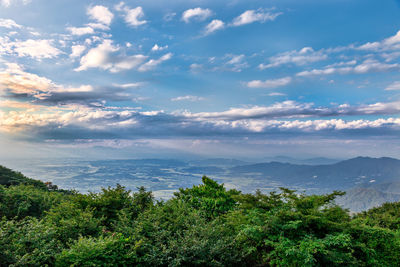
230, 157, 400, 191
0, 165, 47, 189
336, 187, 400, 212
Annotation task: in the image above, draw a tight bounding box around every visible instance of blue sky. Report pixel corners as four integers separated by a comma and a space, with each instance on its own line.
1, 0, 400, 160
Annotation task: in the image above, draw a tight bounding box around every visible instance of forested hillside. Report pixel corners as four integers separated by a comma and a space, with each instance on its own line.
0, 165, 47, 189
1, 165, 400, 266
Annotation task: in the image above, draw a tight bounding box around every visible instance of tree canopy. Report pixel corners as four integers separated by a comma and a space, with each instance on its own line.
1, 166, 400, 266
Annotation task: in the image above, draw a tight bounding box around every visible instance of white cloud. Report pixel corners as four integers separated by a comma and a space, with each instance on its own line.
54, 85, 94, 93
86, 23, 109, 31
297, 59, 399, 77
0, 18, 22, 29
2, 74, 400, 139
0, 62, 149, 112
182, 7, 212, 23
385, 81, 400, 91
70, 45, 86, 58
0, 0, 10, 6
30, 31, 40, 36
138, 53, 172, 72
75, 40, 147, 72
224, 54, 248, 72
67, 26, 94, 36
74, 39, 119, 71
2, 64, 400, 122
358, 30, 400, 51
0, 36, 13, 54
171, 95, 205, 102
227, 54, 245, 65
151, 44, 168, 51
231, 9, 282, 26
2, 106, 400, 137
125, 6, 147, 27
87, 5, 114, 26
0, 63, 98, 98
113, 83, 142, 88
0, 100, 44, 110
259, 47, 328, 69
325, 60, 357, 68
0, 37, 62, 60
189, 63, 203, 73
185, 101, 312, 120
353, 59, 398, 73
12, 39, 61, 59
0, 63, 54, 95
204, 19, 225, 35
247, 77, 292, 88
115, 3, 147, 27
185, 100, 400, 121
231, 118, 400, 133
0, 108, 138, 133
111, 55, 148, 73
268, 92, 286, 96
1, 0, 30, 7
383, 30, 400, 46
297, 68, 346, 77
355, 101, 400, 115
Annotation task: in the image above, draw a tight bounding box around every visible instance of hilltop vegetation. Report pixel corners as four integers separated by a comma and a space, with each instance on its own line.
1, 165, 400, 266
0, 165, 47, 189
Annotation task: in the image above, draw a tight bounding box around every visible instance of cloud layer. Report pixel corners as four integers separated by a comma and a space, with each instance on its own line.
1, 1, 400, 159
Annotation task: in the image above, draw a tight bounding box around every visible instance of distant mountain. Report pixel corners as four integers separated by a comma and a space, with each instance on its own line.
231, 157, 400, 191
262, 156, 341, 165
368, 181, 400, 194
300, 157, 342, 165
336, 187, 400, 212
230, 157, 400, 211
338, 181, 400, 212
189, 158, 249, 167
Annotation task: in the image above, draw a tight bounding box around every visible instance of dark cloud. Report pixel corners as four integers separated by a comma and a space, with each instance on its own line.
34, 85, 136, 107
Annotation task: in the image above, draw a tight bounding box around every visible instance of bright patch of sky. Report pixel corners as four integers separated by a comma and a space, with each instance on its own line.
1, 0, 400, 160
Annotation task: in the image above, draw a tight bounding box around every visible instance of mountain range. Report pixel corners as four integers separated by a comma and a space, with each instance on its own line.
229, 156, 400, 211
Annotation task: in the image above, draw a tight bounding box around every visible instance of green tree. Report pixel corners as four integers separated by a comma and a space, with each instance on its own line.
56, 235, 139, 266
353, 202, 400, 231
0, 184, 63, 220
0, 217, 62, 266
0, 165, 47, 189
174, 176, 240, 219
44, 201, 102, 244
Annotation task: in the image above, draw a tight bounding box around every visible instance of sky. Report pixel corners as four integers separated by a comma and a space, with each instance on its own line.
1, 0, 400, 160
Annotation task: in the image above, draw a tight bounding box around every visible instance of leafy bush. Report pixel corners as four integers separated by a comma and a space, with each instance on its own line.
44, 201, 102, 243
0, 184, 63, 219
0, 217, 62, 266
353, 202, 400, 230
56, 235, 139, 266
174, 176, 240, 219
0, 165, 47, 189
0, 167, 400, 266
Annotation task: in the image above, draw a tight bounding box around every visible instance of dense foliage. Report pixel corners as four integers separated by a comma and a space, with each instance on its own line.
1, 165, 400, 266
0, 165, 47, 189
